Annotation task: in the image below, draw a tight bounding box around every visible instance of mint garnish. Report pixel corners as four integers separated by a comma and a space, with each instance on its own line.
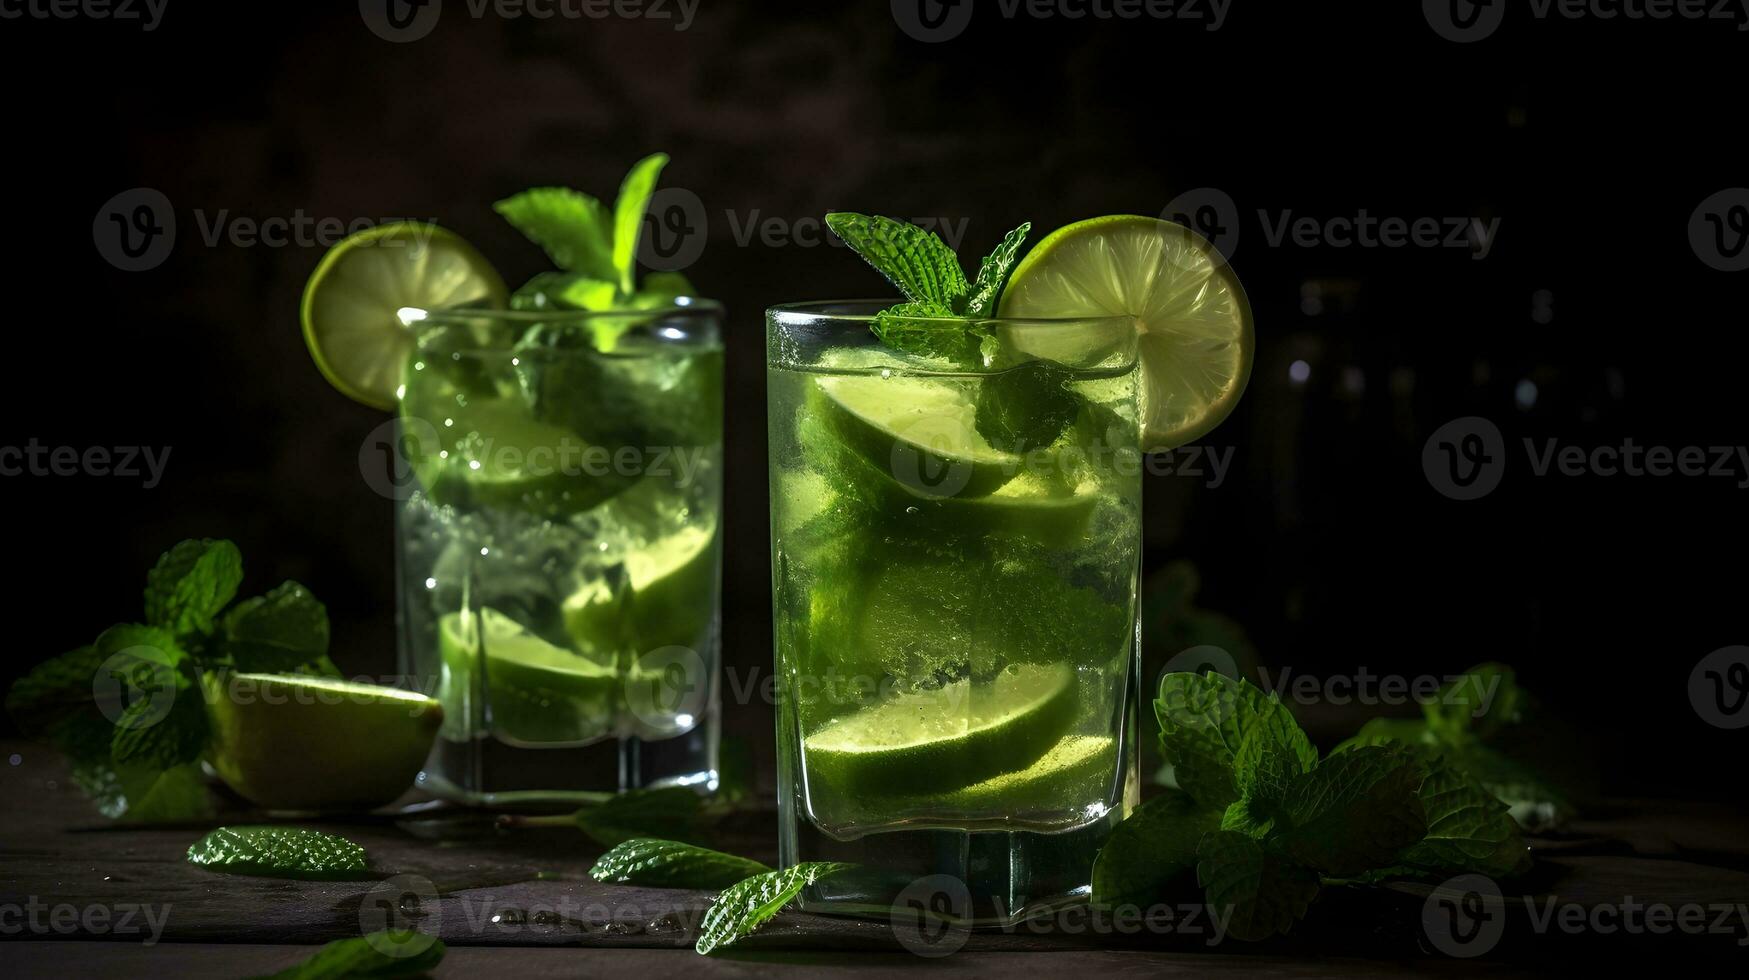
824, 211, 1031, 366
187, 826, 370, 880
495, 153, 698, 334
694, 862, 851, 955
1097, 669, 1532, 942
589, 838, 772, 890
253, 932, 444, 980
4, 538, 336, 822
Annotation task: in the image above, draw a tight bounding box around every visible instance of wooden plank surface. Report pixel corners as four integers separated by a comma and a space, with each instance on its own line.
3, 739, 1746, 969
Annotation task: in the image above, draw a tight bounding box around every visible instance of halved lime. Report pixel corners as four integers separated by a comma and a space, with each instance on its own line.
440, 608, 616, 745
302, 222, 507, 410
999, 215, 1253, 451
802, 662, 1077, 795
811, 374, 1021, 499
202, 671, 441, 811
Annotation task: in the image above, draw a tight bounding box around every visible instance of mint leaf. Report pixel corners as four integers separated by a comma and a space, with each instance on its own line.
110, 671, 208, 769
869, 299, 983, 363
1330, 716, 1438, 755
1091, 789, 1219, 909
590, 838, 771, 890
1425, 662, 1523, 743
696, 862, 851, 954
1394, 757, 1530, 878
1275, 746, 1427, 876
219, 581, 330, 674
6, 644, 104, 742
1155, 672, 1317, 811
825, 212, 969, 307
496, 187, 616, 281
1445, 742, 1572, 833
612, 152, 669, 295
254, 932, 444, 980
188, 826, 371, 880
510, 271, 619, 312
974, 360, 1080, 451
1196, 830, 1319, 942
958, 221, 1031, 317
574, 785, 704, 846
144, 538, 242, 637
73, 760, 211, 822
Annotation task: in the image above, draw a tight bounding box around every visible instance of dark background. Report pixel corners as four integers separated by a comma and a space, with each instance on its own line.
3, 2, 1744, 799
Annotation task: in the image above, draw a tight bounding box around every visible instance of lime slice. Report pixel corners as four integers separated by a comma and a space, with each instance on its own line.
811, 374, 1021, 499
802, 662, 1077, 795
401, 394, 635, 517
441, 608, 616, 745
202, 672, 441, 811
562, 524, 717, 656
999, 215, 1253, 451
302, 222, 507, 410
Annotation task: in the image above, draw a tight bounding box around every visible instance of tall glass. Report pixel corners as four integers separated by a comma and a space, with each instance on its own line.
396, 304, 724, 805
767, 301, 1143, 925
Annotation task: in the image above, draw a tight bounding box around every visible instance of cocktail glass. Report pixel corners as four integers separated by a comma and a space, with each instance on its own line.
395, 303, 724, 805
767, 301, 1143, 925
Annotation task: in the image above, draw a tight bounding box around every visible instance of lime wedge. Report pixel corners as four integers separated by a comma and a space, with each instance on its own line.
202, 672, 441, 811
937, 734, 1115, 811
999, 215, 1253, 451
441, 608, 616, 745
562, 525, 717, 656
802, 662, 1077, 795
811, 374, 1021, 499
302, 222, 507, 410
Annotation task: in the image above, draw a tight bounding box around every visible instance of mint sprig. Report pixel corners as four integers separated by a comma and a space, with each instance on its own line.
589, 838, 772, 890
825, 212, 1031, 366
495, 153, 698, 327
4, 538, 337, 821
1098, 669, 1530, 942
695, 862, 851, 955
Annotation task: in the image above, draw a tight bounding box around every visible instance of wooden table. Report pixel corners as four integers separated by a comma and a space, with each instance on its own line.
3, 739, 1745, 976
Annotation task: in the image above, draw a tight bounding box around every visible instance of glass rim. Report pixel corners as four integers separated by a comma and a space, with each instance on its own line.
767, 299, 1136, 329
403, 298, 724, 326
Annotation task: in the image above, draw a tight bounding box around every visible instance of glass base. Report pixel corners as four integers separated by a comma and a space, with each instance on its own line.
782, 805, 1127, 928
416, 725, 716, 807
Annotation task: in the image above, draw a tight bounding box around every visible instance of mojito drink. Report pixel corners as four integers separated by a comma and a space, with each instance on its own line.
400, 307, 723, 803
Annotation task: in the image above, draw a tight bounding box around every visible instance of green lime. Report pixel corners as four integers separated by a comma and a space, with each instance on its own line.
400, 391, 636, 518
810, 374, 1021, 499
202, 672, 442, 811
302, 221, 507, 410
561, 524, 718, 657
802, 662, 1078, 796
937, 734, 1115, 812
441, 608, 616, 745
999, 215, 1253, 451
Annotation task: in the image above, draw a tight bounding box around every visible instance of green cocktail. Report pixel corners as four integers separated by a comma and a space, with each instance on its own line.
768, 214, 1252, 924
